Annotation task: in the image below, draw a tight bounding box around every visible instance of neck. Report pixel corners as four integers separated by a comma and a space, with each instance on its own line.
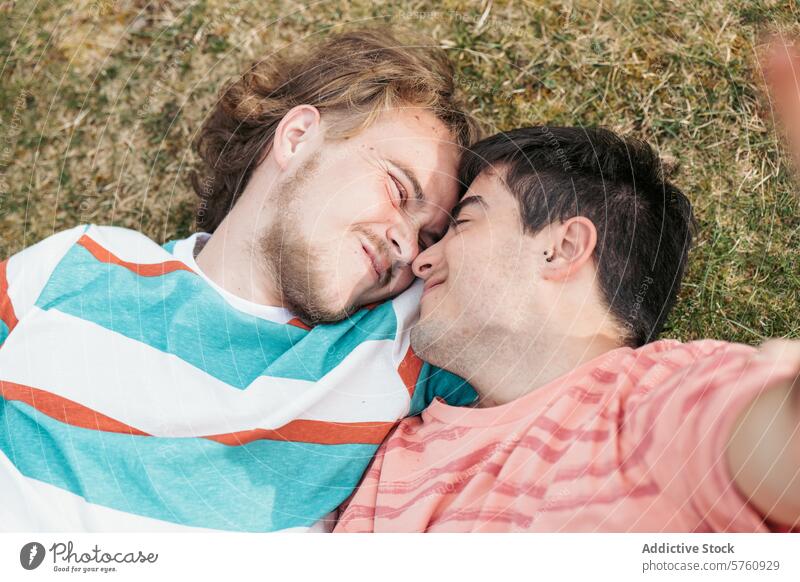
466, 326, 623, 408
194, 202, 284, 307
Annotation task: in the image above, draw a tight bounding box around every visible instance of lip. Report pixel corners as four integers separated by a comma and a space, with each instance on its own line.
361, 239, 388, 283
421, 278, 445, 298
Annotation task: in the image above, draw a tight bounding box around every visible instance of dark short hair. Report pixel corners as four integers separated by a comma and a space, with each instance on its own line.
458, 126, 695, 347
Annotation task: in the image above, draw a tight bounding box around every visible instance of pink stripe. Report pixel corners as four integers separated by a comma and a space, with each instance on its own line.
384, 424, 472, 453
379, 422, 650, 496
532, 415, 610, 442
376, 428, 651, 508
434, 507, 535, 530
545, 481, 661, 513
337, 505, 378, 530
432, 481, 661, 530
566, 385, 605, 404
632, 352, 660, 369
590, 368, 619, 383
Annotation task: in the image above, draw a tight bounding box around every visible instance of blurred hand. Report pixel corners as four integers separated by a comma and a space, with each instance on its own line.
761, 35, 800, 172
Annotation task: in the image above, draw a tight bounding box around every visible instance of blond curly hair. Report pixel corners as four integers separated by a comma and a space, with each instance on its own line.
191, 27, 481, 232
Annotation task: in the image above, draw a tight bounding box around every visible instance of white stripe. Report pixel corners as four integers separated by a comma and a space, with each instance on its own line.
6, 225, 87, 319
170, 233, 297, 325
390, 279, 421, 368
83, 224, 178, 264
0, 307, 410, 436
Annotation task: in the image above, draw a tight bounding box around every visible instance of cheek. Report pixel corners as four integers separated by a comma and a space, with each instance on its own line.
446, 238, 484, 287
446, 239, 506, 302
328, 173, 393, 222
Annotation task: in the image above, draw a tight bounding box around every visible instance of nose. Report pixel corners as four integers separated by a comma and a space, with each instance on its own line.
386, 219, 419, 265
412, 242, 440, 280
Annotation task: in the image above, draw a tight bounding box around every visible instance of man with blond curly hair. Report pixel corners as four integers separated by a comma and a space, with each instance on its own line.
0, 28, 479, 532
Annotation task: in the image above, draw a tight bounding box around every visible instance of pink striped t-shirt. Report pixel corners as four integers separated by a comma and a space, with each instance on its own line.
335, 339, 799, 532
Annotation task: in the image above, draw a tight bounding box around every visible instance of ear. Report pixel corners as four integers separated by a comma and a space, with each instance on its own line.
271, 105, 322, 170
541, 216, 597, 281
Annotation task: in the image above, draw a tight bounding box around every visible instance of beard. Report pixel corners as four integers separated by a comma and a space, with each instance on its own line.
260, 226, 359, 325
258, 153, 359, 325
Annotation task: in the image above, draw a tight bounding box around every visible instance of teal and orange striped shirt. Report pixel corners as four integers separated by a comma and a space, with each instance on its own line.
0, 224, 475, 532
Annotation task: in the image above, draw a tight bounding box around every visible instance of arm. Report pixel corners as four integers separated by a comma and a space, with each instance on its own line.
725, 40, 800, 527
727, 340, 800, 529
625, 341, 800, 531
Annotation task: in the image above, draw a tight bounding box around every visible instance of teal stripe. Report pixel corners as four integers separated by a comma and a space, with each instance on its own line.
161, 239, 178, 254
35, 243, 398, 388
1, 397, 376, 531
0, 319, 8, 345
409, 362, 476, 416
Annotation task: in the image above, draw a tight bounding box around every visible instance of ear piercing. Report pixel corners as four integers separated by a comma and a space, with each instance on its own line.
544, 250, 553, 263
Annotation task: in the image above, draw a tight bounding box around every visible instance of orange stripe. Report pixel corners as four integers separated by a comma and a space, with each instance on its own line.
285, 301, 382, 330
397, 346, 423, 397
205, 419, 395, 446
0, 380, 150, 436
1, 380, 394, 446
77, 234, 194, 277
0, 259, 19, 334
287, 317, 312, 331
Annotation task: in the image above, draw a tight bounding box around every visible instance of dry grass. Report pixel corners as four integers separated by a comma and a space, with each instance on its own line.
1, 0, 798, 344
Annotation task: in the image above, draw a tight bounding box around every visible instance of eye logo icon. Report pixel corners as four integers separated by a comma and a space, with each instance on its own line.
20, 542, 46, 570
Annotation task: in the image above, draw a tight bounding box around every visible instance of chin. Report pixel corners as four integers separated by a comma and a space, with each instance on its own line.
410, 319, 447, 367
284, 282, 356, 325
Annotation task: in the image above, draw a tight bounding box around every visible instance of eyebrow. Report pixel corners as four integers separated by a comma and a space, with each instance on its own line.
450, 195, 488, 224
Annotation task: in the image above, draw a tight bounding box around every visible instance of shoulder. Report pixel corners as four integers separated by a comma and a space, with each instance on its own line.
342, 279, 423, 342
3, 225, 90, 320
5, 224, 90, 287
8, 224, 88, 264
601, 339, 755, 401
633, 338, 754, 368
78, 225, 176, 263
618, 339, 760, 408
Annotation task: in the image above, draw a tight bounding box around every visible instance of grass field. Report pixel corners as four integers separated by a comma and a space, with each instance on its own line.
0, 0, 798, 344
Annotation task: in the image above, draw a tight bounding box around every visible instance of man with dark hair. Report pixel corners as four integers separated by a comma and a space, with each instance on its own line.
335, 126, 800, 532
0, 28, 478, 532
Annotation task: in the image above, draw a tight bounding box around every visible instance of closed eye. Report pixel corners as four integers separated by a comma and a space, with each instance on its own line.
389, 173, 408, 207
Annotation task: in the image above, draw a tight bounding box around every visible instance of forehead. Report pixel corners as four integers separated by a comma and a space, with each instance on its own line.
361, 107, 460, 198
462, 169, 520, 218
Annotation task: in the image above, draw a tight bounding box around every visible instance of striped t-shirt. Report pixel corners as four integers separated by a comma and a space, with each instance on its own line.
0, 224, 475, 532
335, 339, 798, 532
